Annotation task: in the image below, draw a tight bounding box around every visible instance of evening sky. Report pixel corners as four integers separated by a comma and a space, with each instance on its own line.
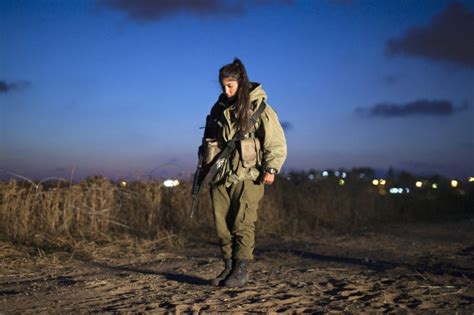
1, 0, 473, 180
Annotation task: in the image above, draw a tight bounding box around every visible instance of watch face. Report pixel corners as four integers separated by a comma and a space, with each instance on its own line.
267, 168, 277, 174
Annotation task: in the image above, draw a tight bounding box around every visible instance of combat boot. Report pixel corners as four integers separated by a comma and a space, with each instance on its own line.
223, 259, 249, 287
211, 259, 233, 286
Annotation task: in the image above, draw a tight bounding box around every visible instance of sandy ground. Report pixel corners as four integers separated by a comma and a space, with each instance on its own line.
1, 221, 473, 314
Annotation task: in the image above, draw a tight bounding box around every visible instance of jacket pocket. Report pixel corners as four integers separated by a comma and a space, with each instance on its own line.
239, 137, 261, 168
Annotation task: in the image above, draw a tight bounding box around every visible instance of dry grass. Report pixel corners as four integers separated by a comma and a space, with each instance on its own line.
0, 173, 472, 251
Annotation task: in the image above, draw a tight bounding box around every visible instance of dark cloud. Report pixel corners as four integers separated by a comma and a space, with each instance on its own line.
459, 142, 474, 149
281, 121, 293, 131
328, 0, 354, 5
0, 80, 31, 94
355, 99, 469, 118
398, 160, 448, 170
397, 160, 454, 176
99, 0, 293, 21
386, 2, 474, 67
383, 75, 399, 86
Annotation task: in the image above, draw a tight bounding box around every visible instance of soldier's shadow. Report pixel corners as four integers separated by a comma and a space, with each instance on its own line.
160, 272, 210, 285
84, 260, 210, 286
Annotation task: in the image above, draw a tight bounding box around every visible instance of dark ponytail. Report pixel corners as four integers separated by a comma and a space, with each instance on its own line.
219, 58, 252, 133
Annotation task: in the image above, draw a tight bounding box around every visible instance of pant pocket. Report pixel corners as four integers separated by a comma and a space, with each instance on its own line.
241, 201, 258, 224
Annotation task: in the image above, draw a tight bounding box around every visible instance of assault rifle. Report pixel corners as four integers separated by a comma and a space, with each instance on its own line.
190, 101, 266, 218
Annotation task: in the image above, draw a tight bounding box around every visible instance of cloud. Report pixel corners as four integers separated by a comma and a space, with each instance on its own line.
355, 99, 469, 118
459, 141, 474, 150
386, 2, 474, 67
398, 160, 447, 170
99, 0, 293, 21
397, 160, 452, 175
328, 0, 354, 5
281, 121, 293, 131
0, 80, 31, 94
383, 75, 399, 86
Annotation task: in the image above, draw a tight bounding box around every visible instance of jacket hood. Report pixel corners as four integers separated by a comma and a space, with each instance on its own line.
249, 82, 267, 107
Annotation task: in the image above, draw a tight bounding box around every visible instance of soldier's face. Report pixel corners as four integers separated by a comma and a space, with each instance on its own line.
221, 78, 239, 98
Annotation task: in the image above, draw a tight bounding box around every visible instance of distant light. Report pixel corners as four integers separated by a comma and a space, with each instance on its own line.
388, 187, 408, 194
415, 181, 423, 188
335, 171, 340, 177
372, 179, 379, 186
379, 179, 386, 185
308, 174, 315, 181
322, 171, 329, 177
119, 181, 127, 188
163, 179, 180, 188
432, 183, 438, 189
451, 180, 458, 188
359, 173, 366, 179
469, 177, 474, 182
341, 172, 347, 178
339, 179, 345, 186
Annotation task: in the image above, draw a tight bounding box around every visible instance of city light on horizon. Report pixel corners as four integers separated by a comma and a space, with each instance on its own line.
163, 179, 180, 188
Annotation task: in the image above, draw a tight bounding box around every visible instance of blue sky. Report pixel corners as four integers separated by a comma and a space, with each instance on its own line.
1, 0, 473, 180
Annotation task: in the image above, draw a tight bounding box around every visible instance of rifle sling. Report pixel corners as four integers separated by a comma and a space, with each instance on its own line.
201, 101, 267, 186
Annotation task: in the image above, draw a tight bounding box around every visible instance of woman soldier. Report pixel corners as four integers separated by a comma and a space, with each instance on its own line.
201, 58, 287, 287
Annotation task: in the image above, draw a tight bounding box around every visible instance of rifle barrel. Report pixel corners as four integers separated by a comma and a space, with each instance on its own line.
190, 154, 203, 218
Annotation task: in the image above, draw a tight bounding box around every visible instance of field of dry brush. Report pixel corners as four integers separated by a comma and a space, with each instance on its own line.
1, 174, 473, 312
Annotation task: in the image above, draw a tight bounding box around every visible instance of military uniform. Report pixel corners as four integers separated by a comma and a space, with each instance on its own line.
204, 83, 287, 261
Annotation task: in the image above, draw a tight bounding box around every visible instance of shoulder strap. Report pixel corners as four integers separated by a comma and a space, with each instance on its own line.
241, 100, 266, 138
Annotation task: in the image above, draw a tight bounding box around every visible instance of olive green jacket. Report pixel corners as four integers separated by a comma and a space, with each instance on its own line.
209, 83, 287, 186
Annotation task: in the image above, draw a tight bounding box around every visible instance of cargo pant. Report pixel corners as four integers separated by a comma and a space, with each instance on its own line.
211, 180, 265, 260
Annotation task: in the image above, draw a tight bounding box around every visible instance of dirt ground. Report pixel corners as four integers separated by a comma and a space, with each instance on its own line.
1, 220, 473, 314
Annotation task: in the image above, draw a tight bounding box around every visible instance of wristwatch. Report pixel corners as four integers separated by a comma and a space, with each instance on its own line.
266, 167, 278, 174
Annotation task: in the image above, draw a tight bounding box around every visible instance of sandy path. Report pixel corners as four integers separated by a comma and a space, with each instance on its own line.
1, 221, 473, 313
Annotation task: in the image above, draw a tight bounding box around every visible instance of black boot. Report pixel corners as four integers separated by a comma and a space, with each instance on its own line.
211, 259, 233, 286
223, 259, 249, 287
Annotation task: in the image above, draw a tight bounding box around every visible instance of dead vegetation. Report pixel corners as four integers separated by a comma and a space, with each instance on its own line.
0, 173, 473, 313
0, 172, 472, 252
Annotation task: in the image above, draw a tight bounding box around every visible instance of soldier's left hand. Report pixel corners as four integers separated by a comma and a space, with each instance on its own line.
262, 172, 275, 185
